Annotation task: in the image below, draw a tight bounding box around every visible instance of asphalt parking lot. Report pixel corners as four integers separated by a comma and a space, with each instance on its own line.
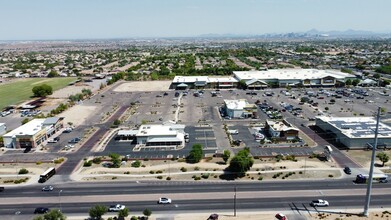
101, 125, 218, 159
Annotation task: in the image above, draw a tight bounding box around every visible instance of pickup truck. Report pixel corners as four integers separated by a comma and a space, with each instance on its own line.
310, 199, 329, 207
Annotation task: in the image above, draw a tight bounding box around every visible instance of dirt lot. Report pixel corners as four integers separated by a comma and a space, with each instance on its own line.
75, 157, 340, 182
344, 150, 391, 170
113, 81, 172, 92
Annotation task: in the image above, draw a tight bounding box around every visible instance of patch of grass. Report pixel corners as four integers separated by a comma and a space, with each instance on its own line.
0, 77, 77, 110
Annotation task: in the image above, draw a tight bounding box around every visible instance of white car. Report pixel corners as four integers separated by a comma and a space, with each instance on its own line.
310, 199, 329, 207
158, 197, 172, 204
108, 204, 125, 212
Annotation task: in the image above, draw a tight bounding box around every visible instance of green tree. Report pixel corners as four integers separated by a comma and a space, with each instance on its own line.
373, 73, 381, 79
89, 205, 107, 220
33, 209, 66, 220
32, 84, 53, 97
109, 153, 121, 168
18, 168, 29, 174
238, 80, 247, 89
376, 152, 390, 167
228, 147, 254, 176
222, 150, 231, 164
345, 79, 352, 86
151, 72, 159, 80
352, 79, 361, 86
47, 70, 59, 78
186, 144, 203, 163
118, 207, 129, 218
143, 208, 152, 217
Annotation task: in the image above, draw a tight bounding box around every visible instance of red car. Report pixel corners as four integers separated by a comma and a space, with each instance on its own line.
275, 213, 287, 220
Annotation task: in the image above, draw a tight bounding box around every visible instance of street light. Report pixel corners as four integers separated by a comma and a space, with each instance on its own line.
59, 190, 63, 212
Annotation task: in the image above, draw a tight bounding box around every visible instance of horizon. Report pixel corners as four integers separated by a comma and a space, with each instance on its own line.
1, 0, 391, 40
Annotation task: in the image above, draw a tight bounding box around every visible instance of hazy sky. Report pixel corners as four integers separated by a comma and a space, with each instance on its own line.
0, 0, 390, 40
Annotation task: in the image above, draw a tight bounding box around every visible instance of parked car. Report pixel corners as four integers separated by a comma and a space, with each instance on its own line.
158, 197, 172, 204
42, 186, 54, 191
63, 127, 73, 133
34, 207, 50, 214
344, 167, 352, 175
68, 137, 81, 143
310, 199, 329, 207
47, 137, 60, 143
275, 213, 287, 220
208, 214, 219, 220
108, 204, 125, 212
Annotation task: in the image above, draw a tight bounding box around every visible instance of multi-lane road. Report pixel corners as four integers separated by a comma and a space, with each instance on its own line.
1, 179, 391, 219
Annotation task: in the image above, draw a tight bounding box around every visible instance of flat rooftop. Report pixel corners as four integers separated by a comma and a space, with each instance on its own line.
316, 116, 391, 139
233, 69, 355, 81
3, 119, 46, 137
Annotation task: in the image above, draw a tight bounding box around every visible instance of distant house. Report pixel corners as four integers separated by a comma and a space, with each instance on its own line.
265, 120, 299, 140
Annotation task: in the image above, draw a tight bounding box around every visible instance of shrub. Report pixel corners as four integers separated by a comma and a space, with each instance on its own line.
194, 176, 201, 181
194, 166, 200, 171
180, 167, 187, 172
328, 174, 334, 178
157, 176, 163, 179
131, 160, 141, 168
36, 161, 42, 165
166, 177, 171, 180
83, 160, 93, 167
202, 173, 210, 179
156, 170, 163, 174
18, 168, 29, 175
258, 176, 263, 181
149, 170, 155, 174
92, 157, 102, 164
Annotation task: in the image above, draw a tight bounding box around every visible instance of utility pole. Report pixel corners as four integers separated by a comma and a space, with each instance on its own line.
234, 186, 237, 217
363, 106, 381, 216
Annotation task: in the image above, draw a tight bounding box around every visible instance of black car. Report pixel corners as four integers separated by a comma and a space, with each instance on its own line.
34, 207, 50, 214
68, 137, 81, 143
344, 167, 352, 175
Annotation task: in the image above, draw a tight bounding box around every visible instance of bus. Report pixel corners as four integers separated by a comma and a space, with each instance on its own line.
38, 167, 56, 183
355, 174, 388, 184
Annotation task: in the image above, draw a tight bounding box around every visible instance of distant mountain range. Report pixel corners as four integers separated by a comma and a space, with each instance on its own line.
197, 29, 391, 39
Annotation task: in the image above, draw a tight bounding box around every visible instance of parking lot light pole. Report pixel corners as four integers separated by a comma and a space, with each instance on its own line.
234, 186, 237, 217
363, 107, 381, 217
59, 190, 63, 212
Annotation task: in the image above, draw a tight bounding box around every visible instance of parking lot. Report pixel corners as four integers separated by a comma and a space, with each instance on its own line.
99, 86, 391, 159
5, 80, 391, 162
102, 125, 218, 159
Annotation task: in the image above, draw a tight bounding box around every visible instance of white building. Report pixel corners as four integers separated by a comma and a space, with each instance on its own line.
171, 76, 238, 89
233, 69, 356, 87
315, 116, 391, 149
265, 120, 299, 140
118, 122, 186, 148
223, 99, 257, 119
2, 117, 63, 149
